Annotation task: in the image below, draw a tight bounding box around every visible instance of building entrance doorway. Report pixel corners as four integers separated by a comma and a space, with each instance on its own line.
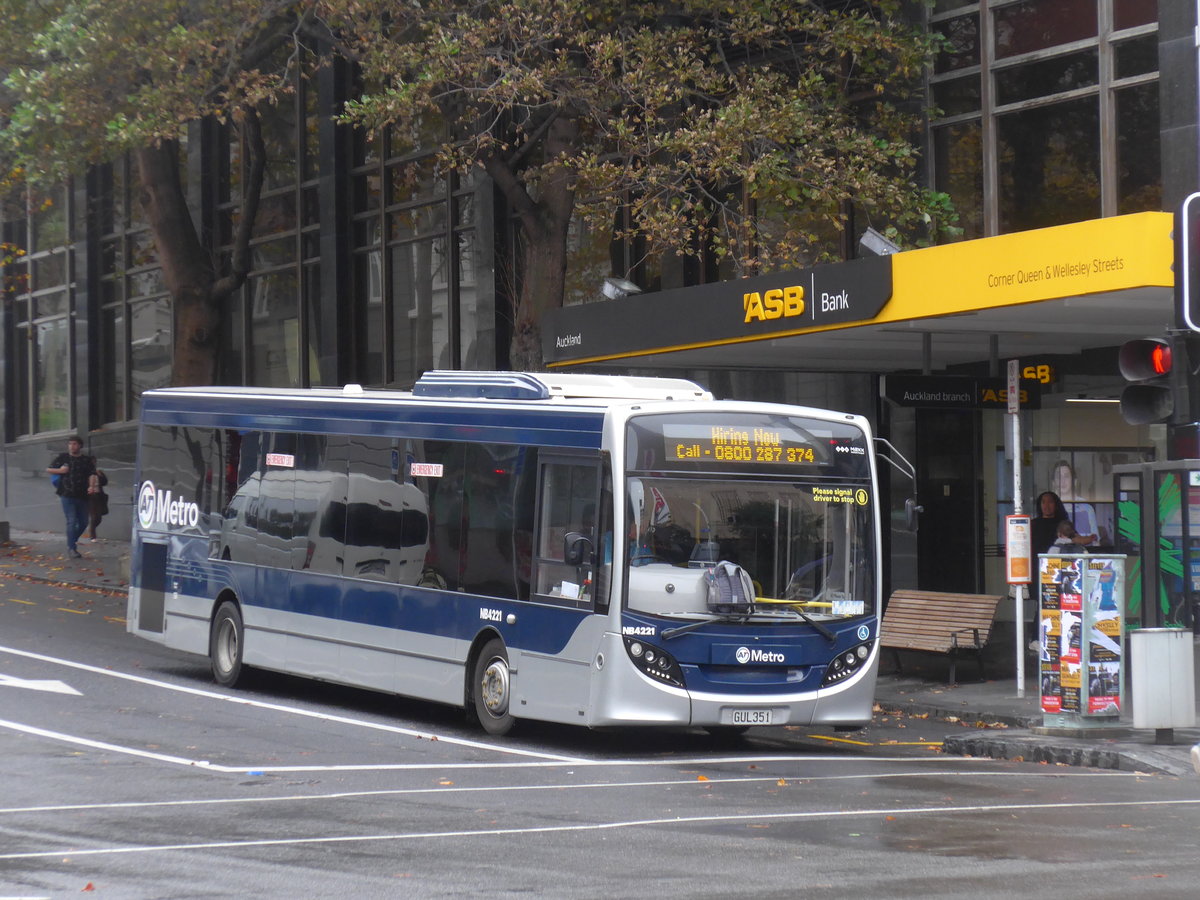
915, 408, 983, 593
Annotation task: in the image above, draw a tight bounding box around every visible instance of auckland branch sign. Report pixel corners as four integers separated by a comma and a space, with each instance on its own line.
544, 257, 892, 365
882, 374, 1042, 410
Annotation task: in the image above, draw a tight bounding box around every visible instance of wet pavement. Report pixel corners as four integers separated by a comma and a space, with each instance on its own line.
2, 527, 1198, 776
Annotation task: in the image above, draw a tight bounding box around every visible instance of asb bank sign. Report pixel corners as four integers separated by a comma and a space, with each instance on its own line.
542, 256, 893, 365
137, 480, 201, 530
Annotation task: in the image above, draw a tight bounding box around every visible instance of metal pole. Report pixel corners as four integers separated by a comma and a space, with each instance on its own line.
1012, 411, 1025, 699
1008, 360, 1025, 698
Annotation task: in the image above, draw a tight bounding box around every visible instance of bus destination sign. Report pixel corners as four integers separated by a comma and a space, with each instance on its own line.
665, 425, 815, 465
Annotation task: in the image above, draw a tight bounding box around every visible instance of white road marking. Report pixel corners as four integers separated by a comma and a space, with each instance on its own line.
0, 673, 81, 695
2, 798, 1199, 861
0, 768, 1141, 817
0, 714, 1003, 773
0, 643, 583, 762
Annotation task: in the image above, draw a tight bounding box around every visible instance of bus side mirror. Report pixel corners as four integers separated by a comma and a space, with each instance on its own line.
904, 498, 923, 532
563, 531, 593, 567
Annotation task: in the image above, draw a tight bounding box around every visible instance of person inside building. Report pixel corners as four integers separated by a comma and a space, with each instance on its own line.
1031, 491, 1094, 557
1028, 490, 1094, 652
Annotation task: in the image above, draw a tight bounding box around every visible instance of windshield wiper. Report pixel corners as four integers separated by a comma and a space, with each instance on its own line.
661, 615, 723, 639
793, 607, 837, 644
660, 607, 837, 643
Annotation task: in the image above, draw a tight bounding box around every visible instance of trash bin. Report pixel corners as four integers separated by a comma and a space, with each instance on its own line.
1130, 628, 1196, 735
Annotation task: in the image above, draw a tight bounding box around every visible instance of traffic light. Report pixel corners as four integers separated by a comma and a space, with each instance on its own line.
1180, 192, 1200, 332
1119, 337, 1175, 425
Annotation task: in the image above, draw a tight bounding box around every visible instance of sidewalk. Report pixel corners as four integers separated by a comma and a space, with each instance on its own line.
0, 528, 130, 592
877, 643, 1200, 777
1, 528, 1197, 775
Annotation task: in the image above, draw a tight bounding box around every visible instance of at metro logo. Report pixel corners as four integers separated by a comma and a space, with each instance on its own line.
735, 646, 786, 664
137, 480, 201, 530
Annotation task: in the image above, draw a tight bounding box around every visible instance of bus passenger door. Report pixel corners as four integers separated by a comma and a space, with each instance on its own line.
513, 455, 609, 725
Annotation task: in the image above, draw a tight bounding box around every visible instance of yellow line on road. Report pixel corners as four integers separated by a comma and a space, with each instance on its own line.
809, 734, 944, 748
808, 734, 873, 746
55, 607, 90, 615
3, 598, 36, 605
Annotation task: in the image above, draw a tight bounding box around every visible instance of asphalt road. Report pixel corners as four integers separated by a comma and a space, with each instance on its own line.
2, 580, 1200, 899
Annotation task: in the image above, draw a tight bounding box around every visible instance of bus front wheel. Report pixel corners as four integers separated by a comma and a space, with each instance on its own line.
210, 601, 244, 687
472, 639, 515, 736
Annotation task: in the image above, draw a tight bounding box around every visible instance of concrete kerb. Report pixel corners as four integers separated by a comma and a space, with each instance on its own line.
877, 693, 1199, 777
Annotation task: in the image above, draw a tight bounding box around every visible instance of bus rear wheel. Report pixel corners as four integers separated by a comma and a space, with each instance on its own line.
472, 639, 515, 736
210, 600, 244, 687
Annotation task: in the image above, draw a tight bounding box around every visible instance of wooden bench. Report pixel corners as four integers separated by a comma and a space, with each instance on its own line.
881, 589, 1005, 685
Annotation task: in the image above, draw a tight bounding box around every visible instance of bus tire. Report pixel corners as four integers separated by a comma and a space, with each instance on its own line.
472, 638, 515, 736
210, 600, 245, 687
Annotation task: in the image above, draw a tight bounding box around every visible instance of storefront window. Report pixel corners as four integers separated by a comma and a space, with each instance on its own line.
218, 65, 322, 388
998, 97, 1101, 232
1116, 82, 1161, 214
994, 50, 1098, 106
934, 120, 984, 240
930, 3, 1159, 237
994, 0, 1097, 59
1113, 0, 1155, 30
350, 110, 483, 386
250, 269, 300, 387
934, 13, 979, 74
6, 186, 76, 437
933, 75, 981, 117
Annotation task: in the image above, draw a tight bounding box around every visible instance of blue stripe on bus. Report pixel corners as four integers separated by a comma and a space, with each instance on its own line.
156, 554, 590, 655
140, 394, 605, 449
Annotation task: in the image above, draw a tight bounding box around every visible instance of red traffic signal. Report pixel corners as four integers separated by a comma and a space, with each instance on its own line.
1119, 338, 1172, 380
1119, 337, 1175, 425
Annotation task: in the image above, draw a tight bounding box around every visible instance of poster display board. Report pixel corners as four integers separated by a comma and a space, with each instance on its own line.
1005, 515, 1031, 583
1038, 554, 1124, 725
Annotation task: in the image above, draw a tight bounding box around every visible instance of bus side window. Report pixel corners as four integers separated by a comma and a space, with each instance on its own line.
534, 459, 601, 607
414, 441, 466, 592
461, 443, 523, 599
216, 430, 264, 563
343, 435, 429, 584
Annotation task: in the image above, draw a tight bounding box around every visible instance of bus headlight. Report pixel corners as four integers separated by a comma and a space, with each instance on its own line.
623, 637, 684, 688
821, 641, 873, 686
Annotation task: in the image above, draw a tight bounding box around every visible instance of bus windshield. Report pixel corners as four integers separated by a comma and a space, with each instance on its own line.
623, 410, 875, 622
624, 476, 874, 622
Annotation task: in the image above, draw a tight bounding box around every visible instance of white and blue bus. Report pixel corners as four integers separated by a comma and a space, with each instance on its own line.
127, 371, 881, 735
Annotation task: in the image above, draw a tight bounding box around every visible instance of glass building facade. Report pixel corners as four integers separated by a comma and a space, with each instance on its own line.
0, 1, 1187, 570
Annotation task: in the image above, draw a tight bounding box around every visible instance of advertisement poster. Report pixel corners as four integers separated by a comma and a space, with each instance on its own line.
1038, 559, 1062, 713
1039, 554, 1124, 720
1085, 559, 1123, 714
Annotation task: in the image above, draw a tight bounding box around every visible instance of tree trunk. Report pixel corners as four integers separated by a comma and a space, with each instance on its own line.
135, 112, 265, 386
134, 143, 222, 386
510, 224, 570, 372
491, 115, 579, 373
